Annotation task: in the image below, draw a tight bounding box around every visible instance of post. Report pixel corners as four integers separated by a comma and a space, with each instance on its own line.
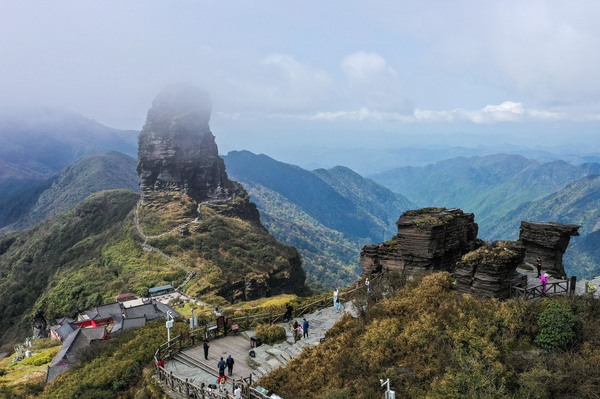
570, 276, 577, 295
166, 311, 174, 347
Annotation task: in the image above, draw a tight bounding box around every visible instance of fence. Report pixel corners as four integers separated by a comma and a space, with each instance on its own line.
154, 272, 385, 398
510, 280, 570, 300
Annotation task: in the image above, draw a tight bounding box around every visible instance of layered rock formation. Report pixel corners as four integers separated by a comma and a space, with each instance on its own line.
518, 221, 580, 278
137, 84, 233, 202
361, 208, 481, 275
455, 241, 526, 299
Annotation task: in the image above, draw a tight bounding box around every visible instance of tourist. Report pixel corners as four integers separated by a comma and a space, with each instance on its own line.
203, 339, 210, 360
335, 297, 343, 312
333, 288, 339, 308
303, 318, 309, 338
540, 272, 549, 294
536, 257, 542, 278
226, 354, 235, 376
217, 374, 227, 392
365, 277, 370, 293
234, 385, 242, 399
284, 304, 293, 321
217, 357, 226, 377
293, 320, 301, 341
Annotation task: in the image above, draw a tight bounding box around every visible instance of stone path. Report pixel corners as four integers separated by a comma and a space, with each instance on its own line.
163, 302, 357, 390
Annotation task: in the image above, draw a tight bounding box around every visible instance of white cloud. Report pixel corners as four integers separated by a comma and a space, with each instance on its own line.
341, 52, 389, 81
297, 101, 564, 124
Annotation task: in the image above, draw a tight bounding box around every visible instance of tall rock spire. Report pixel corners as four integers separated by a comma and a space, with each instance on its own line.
137, 83, 233, 202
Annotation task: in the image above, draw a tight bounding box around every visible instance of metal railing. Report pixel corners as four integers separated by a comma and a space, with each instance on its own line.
510, 280, 569, 300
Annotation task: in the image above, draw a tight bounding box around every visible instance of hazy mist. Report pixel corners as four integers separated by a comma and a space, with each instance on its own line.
2, 1, 600, 170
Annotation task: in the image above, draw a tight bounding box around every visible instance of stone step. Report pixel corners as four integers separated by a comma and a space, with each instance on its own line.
267, 358, 282, 370
276, 354, 288, 365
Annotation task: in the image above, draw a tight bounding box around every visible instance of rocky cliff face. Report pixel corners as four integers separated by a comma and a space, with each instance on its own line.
136, 84, 307, 300
361, 208, 481, 275
519, 221, 580, 278
455, 241, 526, 299
137, 84, 233, 202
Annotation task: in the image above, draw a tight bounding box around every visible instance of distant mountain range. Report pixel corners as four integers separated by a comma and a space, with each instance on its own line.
0, 108, 138, 230
223, 150, 415, 289
370, 154, 600, 238
0, 108, 137, 176
0, 152, 139, 233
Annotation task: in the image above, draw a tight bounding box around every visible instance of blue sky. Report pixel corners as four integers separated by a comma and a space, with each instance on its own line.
2, 1, 600, 163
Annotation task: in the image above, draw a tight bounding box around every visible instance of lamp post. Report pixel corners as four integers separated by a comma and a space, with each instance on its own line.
380, 378, 395, 399
166, 311, 174, 346
190, 308, 195, 331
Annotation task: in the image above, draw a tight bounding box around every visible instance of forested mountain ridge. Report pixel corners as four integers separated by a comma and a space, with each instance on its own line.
371, 154, 600, 238
223, 150, 416, 288
0, 151, 139, 233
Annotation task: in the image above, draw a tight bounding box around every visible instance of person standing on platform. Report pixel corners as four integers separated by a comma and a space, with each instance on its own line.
226, 354, 235, 376
203, 339, 210, 360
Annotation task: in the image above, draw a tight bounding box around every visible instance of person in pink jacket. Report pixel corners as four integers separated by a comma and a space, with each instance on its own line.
540, 273, 549, 294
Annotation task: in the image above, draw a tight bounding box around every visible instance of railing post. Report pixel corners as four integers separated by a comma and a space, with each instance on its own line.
186, 378, 189, 396
570, 276, 577, 295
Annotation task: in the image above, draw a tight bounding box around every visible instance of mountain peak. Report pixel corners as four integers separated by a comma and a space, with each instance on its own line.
137, 84, 231, 202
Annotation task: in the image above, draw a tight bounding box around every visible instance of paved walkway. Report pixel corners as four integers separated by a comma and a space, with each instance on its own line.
164, 302, 357, 390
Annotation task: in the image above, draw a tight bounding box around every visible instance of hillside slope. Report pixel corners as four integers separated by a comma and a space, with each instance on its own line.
0, 190, 144, 343
260, 273, 600, 399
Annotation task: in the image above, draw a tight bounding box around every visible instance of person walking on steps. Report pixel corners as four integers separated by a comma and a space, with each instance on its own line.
284, 304, 293, 321
536, 257, 542, 278
303, 318, 309, 339
226, 354, 235, 376
333, 288, 339, 308
365, 277, 371, 293
203, 339, 210, 360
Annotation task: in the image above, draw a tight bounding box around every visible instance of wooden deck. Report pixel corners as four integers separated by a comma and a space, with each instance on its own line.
182, 334, 256, 379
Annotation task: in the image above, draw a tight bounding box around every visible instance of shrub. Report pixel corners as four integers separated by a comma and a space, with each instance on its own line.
534, 300, 580, 351
255, 324, 286, 345
20, 353, 53, 366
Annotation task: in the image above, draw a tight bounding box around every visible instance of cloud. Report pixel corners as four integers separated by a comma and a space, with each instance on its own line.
341, 52, 390, 81
339, 51, 407, 111
255, 53, 334, 111
299, 101, 564, 124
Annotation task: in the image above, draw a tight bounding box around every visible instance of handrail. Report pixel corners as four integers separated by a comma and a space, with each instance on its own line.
510, 280, 569, 300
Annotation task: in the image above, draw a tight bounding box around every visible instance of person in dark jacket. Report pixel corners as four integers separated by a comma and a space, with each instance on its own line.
303, 318, 309, 338
284, 304, 293, 321
226, 354, 235, 376
203, 339, 210, 360
217, 357, 226, 377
